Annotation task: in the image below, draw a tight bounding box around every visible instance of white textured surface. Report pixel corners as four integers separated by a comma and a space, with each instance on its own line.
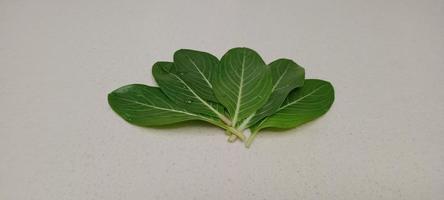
1, 0, 443, 199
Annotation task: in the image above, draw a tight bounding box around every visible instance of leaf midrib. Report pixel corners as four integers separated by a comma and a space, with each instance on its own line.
187, 56, 213, 88
114, 96, 208, 120
232, 49, 246, 125
278, 85, 327, 111
170, 73, 228, 122
270, 65, 289, 92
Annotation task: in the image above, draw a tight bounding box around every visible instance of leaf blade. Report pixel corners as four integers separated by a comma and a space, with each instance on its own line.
173, 49, 219, 102
108, 84, 246, 140
152, 61, 230, 124
251, 79, 334, 132
108, 84, 212, 126
213, 47, 273, 126
242, 59, 305, 128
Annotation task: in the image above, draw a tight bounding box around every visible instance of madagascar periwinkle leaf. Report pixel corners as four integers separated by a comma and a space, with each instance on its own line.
173, 49, 220, 102
108, 84, 213, 126
152, 61, 231, 125
246, 79, 334, 147
108, 47, 334, 148
108, 84, 245, 139
213, 47, 273, 127
239, 59, 305, 129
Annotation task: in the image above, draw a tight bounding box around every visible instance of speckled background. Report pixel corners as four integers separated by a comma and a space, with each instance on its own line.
1, 0, 443, 199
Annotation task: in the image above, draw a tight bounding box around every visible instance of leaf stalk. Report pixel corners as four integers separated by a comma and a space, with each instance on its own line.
245, 132, 258, 148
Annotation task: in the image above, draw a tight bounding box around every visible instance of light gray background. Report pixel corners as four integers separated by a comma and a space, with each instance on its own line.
1, 0, 443, 199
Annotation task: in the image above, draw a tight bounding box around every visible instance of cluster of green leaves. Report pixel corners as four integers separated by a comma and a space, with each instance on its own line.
108, 47, 334, 147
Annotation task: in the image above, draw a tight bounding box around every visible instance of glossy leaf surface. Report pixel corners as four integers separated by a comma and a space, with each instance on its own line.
108, 84, 216, 126
152, 62, 230, 124
251, 79, 334, 132
173, 49, 219, 102
213, 47, 272, 126
241, 59, 305, 128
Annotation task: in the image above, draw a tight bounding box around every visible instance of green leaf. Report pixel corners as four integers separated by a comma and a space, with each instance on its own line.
108, 84, 245, 139
152, 61, 231, 125
213, 47, 273, 126
238, 59, 305, 129
246, 79, 334, 147
108, 84, 213, 126
173, 49, 219, 102
108, 47, 335, 147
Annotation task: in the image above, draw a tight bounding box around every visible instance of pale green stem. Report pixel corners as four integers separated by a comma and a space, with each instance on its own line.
226, 126, 244, 142
238, 113, 254, 131
218, 114, 232, 126
227, 134, 238, 143
201, 118, 244, 141
226, 114, 253, 142
245, 132, 258, 148
225, 126, 245, 141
